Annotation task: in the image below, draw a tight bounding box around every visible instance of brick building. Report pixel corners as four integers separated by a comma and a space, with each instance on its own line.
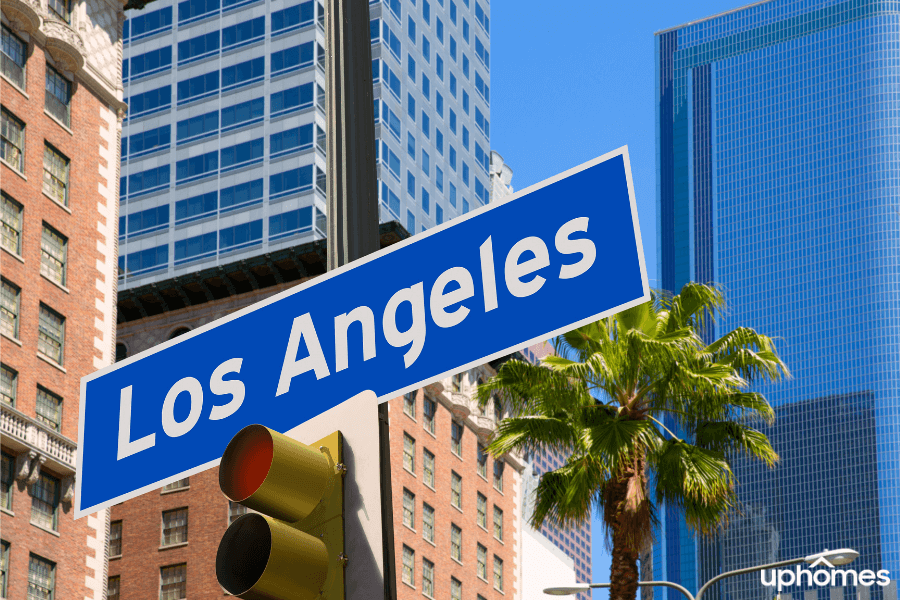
0, 0, 126, 597
106, 223, 527, 599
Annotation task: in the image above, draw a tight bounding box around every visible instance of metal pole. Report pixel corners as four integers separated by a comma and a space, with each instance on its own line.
323, 2, 396, 600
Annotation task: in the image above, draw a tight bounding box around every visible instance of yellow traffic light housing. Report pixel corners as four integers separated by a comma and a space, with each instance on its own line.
216, 425, 346, 600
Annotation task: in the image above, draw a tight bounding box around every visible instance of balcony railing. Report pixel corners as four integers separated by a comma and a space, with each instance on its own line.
0, 403, 77, 473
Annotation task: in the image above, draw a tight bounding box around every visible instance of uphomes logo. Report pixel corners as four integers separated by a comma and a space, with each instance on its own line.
761, 549, 891, 592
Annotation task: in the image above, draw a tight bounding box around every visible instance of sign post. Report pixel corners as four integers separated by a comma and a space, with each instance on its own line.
77, 147, 649, 518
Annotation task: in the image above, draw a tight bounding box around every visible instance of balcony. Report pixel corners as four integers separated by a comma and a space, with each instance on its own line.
42, 19, 85, 72
1, 403, 77, 475
0, 0, 41, 36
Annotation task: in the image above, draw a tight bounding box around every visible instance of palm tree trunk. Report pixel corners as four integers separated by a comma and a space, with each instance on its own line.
604, 458, 644, 600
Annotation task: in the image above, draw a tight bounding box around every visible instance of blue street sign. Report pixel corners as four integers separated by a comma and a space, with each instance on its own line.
76, 147, 649, 517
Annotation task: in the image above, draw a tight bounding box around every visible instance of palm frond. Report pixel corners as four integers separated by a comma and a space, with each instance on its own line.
694, 421, 779, 467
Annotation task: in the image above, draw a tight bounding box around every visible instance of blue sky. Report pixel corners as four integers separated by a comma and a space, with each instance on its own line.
490, 0, 749, 594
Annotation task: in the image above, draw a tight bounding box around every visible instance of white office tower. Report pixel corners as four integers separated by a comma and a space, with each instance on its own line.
489, 149, 513, 202
118, 0, 491, 289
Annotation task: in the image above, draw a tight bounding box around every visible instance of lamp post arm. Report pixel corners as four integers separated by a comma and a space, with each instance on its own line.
582, 581, 696, 600
695, 557, 806, 600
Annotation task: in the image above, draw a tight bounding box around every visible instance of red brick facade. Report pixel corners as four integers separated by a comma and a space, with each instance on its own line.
1, 8, 122, 600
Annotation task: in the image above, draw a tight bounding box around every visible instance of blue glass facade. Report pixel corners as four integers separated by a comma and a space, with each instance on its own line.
119, 0, 489, 289
655, 2, 900, 600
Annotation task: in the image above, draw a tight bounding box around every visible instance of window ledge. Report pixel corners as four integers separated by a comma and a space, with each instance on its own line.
494, 536, 504, 545
2, 248, 24, 264
494, 587, 505, 595
451, 504, 463, 514
451, 557, 463, 566
402, 523, 417, 534
159, 542, 188, 551
160, 486, 190, 495
477, 473, 488, 482
423, 482, 435, 492
37, 352, 66, 373
30, 521, 61, 536
477, 523, 488, 533
0, 73, 28, 98
44, 110, 73, 135
1, 333, 22, 347
403, 411, 416, 422
109, 554, 122, 561
402, 467, 416, 478
43, 192, 72, 214
477, 575, 488, 584
424, 428, 436, 439
423, 537, 435, 548
451, 451, 463, 462
0, 159, 26, 180
401, 580, 416, 591
0, 508, 14, 517
41, 273, 70, 294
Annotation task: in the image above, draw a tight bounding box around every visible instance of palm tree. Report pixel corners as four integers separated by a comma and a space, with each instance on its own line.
475, 282, 789, 600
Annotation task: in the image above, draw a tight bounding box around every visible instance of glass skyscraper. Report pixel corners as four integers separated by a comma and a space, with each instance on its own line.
119, 0, 491, 289
654, 2, 899, 600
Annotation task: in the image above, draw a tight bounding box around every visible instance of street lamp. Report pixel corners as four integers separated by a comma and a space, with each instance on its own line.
544, 548, 859, 599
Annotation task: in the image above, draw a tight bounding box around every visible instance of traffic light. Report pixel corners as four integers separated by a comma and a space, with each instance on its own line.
216, 424, 347, 600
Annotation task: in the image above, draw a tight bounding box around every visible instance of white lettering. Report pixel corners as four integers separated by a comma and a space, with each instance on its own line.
877, 570, 891, 586
208, 358, 245, 421
505, 236, 550, 298
383, 283, 427, 368
479, 236, 498, 312
162, 377, 204, 438
276, 313, 331, 396
116, 385, 156, 460
555, 217, 596, 279
430, 267, 474, 328
334, 306, 377, 372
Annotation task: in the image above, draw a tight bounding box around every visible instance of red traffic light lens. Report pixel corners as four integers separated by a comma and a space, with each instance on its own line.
220, 425, 273, 502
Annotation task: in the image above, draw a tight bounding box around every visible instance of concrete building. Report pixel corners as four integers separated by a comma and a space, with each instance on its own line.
0, 0, 125, 597
489, 150, 513, 202
107, 222, 527, 599
654, 2, 900, 600
117, 0, 491, 290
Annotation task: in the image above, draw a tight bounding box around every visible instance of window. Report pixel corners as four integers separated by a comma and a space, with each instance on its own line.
407, 53, 416, 82
450, 36, 457, 62
475, 71, 490, 104
423, 449, 435, 488
403, 392, 416, 418
407, 15, 416, 41
450, 373, 462, 392
219, 220, 263, 252
220, 138, 263, 171
493, 505, 503, 541
48, 0, 71, 22
31, 471, 59, 530
43, 145, 69, 206
451, 577, 462, 600
0, 279, 18, 339
462, 54, 470, 79
422, 503, 434, 543
422, 111, 430, 138
402, 545, 414, 585
0, 540, 8, 598
28, 554, 55, 600
449, 182, 457, 208
476, 493, 487, 528
477, 543, 487, 579
477, 443, 488, 478
162, 508, 188, 546
160, 564, 186, 600
221, 57, 264, 90
463, 18, 469, 42
462, 162, 469, 187
162, 478, 189, 492
449, 109, 457, 134
2, 25, 27, 89
129, 6, 173, 40
38, 304, 65, 365
451, 421, 462, 456
450, 524, 461, 561
422, 559, 434, 597
177, 30, 219, 65
422, 0, 430, 23
463, 124, 470, 148
403, 433, 416, 472
423, 397, 436, 433
1, 452, 12, 510
1, 193, 22, 255
271, 42, 314, 75
128, 46, 173, 81
272, 1, 314, 33
40, 225, 67, 287
407, 170, 416, 197
35, 387, 61, 431
1, 364, 15, 406
269, 165, 314, 199
422, 35, 430, 63
107, 576, 120, 600
229, 500, 249, 524
125, 125, 171, 159
451, 471, 462, 509
422, 188, 430, 214
177, 71, 219, 104
127, 84, 172, 118
407, 210, 415, 235
222, 17, 265, 50
122, 244, 168, 278
475, 2, 489, 33
407, 131, 416, 158
493, 459, 504, 492
402, 488, 415, 529
109, 520, 123, 556
450, 0, 457, 23
176, 150, 217, 182
493, 555, 504, 591
436, 18, 444, 43
1, 108, 25, 173
475, 36, 489, 69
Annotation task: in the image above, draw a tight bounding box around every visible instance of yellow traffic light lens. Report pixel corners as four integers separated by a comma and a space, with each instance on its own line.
216, 514, 271, 596
220, 425, 273, 501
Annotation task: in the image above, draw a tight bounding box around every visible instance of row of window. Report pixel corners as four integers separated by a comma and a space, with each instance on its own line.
0, 542, 56, 600
118, 205, 325, 278
401, 480, 504, 540
1, 453, 63, 531
2, 193, 68, 289
1, 364, 65, 433
2, 27, 73, 127
125, 35, 324, 84
106, 564, 185, 600
1, 280, 66, 367
1, 109, 71, 207
401, 543, 502, 598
